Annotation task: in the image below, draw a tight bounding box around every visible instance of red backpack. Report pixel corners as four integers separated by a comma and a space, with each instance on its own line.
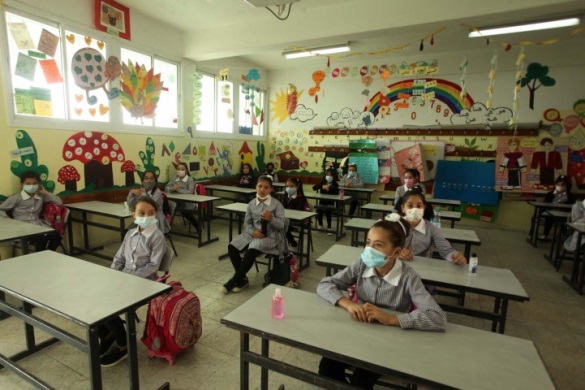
42, 203, 70, 239
195, 183, 207, 209
141, 281, 202, 365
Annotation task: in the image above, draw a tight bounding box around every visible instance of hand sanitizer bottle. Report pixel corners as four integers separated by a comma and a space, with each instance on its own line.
469, 253, 478, 275
272, 288, 284, 319
124, 201, 130, 214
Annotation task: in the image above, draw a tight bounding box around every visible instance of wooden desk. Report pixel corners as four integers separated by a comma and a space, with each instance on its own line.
338, 186, 376, 207
380, 195, 461, 210
0, 251, 170, 390
316, 245, 529, 334
542, 210, 571, 267
215, 203, 317, 270
67, 201, 133, 260
166, 193, 221, 247
526, 201, 573, 248
221, 286, 554, 390
304, 192, 352, 241
360, 203, 461, 228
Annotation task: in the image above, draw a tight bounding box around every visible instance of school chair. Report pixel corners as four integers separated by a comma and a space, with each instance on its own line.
9, 205, 70, 256
166, 200, 179, 257
253, 220, 290, 273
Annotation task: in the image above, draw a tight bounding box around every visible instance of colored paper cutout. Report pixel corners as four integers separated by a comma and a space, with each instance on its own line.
37, 28, 59, 57
31, 87, 52, 116
169, 140, 175, 152
120, 59, 164, 121
39, 59, 63, 84
182, 143, 191, 155
14, 89, 34, 114
161, 144, 170, 156
15, 53, 37, 81
9, 23, 35, 50
28, 51, 46, 59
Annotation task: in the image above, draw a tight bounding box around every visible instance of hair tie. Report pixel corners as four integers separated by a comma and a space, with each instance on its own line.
385, 213, 407, 236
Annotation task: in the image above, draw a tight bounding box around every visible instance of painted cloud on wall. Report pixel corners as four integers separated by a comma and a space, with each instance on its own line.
450, 102, 512, 128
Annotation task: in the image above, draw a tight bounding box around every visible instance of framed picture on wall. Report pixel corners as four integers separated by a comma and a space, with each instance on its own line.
94, 0, 131, 40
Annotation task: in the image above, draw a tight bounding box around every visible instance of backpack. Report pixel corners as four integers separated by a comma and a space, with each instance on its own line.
263, 252, 300, 288
141, 281, 202, 365
42, 203, 70, 239
195, 183, 207, 209
160, 192, 173, 224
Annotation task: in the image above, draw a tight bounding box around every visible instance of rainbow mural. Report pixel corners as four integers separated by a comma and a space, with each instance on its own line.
365, 78, 474, 116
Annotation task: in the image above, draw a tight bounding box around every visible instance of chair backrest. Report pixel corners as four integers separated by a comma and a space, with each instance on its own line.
159, 246, 174, 275
168, 200, 177, 220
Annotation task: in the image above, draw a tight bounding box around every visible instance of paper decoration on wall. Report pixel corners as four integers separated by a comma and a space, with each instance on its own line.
121, 160, 137, 186
496, 136, 531, 192
183, 143, 191, 155
218, 68, 229, 81
37, 28, 59, 57
168, 140, 175, 152
15, 53, 37, 81
105, 56, 121, 82
217, 145, 234, 176
8, 23, 35, 50
508, 48, 526, 130
348, 140, 378, 184
209, 142, 217, 156
161, 144, 171, 156
394, 144, 427, 182
14, 88, 34, 114
287, 83, 298, 115
58, 165, 81, 192
62, 131, 126, 190
459, 55, 468, 102
391, 141, 445, 180
71, 48, 120, 105
290, 104, 317, 122
277, 151, 300, 171
270, 87, 305, 124
120, 60, 164, 122
568, 130, 585, 190
31, 87, 52, 116
521, 62, 556, 110
137, 137, 161, 178
191, 72, 202, 126
529, 137, 564, 191
308, 70, 325, 103
256, 142, 267, 173
221, 83, 231, 104
39, 59, 63, 84
486, 51, 498, 109
450, 103, 512, 128
10, 130, 55, 193
326, 107, 362, 128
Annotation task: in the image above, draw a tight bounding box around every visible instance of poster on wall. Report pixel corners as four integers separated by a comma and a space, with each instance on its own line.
435, 160, 498, 206
94, 0, 131, 40
349, 139, 378, 184
391, 141, 444, 181
393, 144, 428, 182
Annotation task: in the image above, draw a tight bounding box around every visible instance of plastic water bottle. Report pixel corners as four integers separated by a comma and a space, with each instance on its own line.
469, 253, 478, 275
434, 206, 441, 228
339, 189, 344, 200
124, 201, 130, 214
271, 288, 284, 319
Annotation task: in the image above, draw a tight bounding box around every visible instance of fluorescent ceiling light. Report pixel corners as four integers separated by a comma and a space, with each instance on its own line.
469, 17, 580, 38
283, 43, 350, 59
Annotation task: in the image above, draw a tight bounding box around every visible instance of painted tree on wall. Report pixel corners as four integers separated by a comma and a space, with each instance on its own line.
10, 130, 55, 192
138, 137, 160, 179
521, 63, 556, 110
255, 142, 266, 173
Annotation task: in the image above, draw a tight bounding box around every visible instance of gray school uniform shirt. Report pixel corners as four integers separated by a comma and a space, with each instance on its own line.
127, 188, 171, 233
564, 201, 585, 252
0, 190, 62, 226
404, 219, 457, 262
340, 173, 364, 188
165, 175, 196, 211
111, 224, 166, 280
230, 196, 287, 254
393, 184, 426, 206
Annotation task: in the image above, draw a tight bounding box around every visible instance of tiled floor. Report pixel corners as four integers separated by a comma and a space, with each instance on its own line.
1, 212, 584, 389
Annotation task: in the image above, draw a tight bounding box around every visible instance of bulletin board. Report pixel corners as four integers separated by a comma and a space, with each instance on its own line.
434, 160, 499, 205
391, 141, 445, 180
349, 139, 378, 184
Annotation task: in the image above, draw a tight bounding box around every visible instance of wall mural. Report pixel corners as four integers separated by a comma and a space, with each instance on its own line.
120, 60, 164, 122
270, 87, 304, 124
10, 130, 55, 193
521, 63, 556, 110
450, 102, 512, 128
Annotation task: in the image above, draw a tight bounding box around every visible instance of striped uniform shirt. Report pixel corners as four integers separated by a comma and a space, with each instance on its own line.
111, 224, 166, 280
0, 190, 63, 226
405, 219, 457, 262
317, 258, 446, 331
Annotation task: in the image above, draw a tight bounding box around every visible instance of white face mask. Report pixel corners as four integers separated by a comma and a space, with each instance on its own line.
405, 208, 424, 223
257, 194, 270, 201
134, 216, 157, 228
177, 170, 186, 178
555, 186, 565, 193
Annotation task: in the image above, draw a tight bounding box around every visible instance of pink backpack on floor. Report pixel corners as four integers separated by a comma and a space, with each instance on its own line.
141, 281, 202, 365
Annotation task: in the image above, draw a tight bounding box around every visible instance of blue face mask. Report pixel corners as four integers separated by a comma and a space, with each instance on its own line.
361, 247, 388, 268
285, 187, 297, 196
23, 184, 39, 194
325, 176, 334, 183
134, 216, 157, 229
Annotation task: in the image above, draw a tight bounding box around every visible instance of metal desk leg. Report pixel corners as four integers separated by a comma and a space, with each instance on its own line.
82, 211, 89, 249
240, 332, 250, 390
298, 224, 305, 270
306, 223, 312, 267
219, 211, 235, 260
463, 244, 471, 261
491, 297, 501, 333
23, 302, 35, 351
119, 218, 126, 242
451, 220, 455, 228
68, 215, 74, 255
546, 218, 559, 264
125, 310, 140, 390
87, 326, 102, 390
498, 299, 509, 334
197, 206, 204, 247
528, 205, 538, 246
261, 338, 269, 390
564, 231, 584, 294
554, 223, 565, 269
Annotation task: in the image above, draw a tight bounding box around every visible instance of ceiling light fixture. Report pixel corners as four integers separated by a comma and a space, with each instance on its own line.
468, 17, 580, 38
283, 43, 350, 59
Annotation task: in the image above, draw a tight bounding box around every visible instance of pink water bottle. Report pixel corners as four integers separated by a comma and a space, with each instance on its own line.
271, 288, 284, 319
339, 189, 345, 200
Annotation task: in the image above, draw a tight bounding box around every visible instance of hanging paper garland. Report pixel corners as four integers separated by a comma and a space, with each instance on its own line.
459, 55, 468, 104
486, 51, 498, 109
192, 72, 203, 126
509, 47, 526, 130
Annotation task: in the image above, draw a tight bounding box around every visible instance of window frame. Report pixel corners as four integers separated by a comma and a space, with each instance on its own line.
0, 4, 183, 137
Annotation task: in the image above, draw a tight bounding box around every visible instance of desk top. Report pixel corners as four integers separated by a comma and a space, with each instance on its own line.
543, 210, 571, 218
0, 251, 170, 327
527, 201, 573, 210
0, 218, 55, 242
316, 245, 528, 300
166, 193, 222, 203
379, 195, 461, 207
568, 222, 585, 234
360, 203, 461, 221
216, 202, 317, 221
66, 201, 132, 218
304, 192, 352, 202
338, 186, 376, 193
222, 286, 552, 390
205, 184, 257, 194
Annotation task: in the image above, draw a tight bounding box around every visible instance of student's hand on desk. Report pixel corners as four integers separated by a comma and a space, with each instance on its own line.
451, 252, 467, 265
345, 182, 352, 187
363, 303, 400, 326
322, 184, 329, 191
339, 298, 367, 322
252, 230, 265, 239
398, 248, 413, 261
172, 184, 181, 191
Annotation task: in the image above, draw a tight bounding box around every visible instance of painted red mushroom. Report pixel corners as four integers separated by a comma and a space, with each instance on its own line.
57, 165, 81, 192
121, 160, 136, 186
62, 131, 125, 190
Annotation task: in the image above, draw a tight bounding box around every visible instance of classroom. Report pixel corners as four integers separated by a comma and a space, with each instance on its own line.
0, 0, 584, 389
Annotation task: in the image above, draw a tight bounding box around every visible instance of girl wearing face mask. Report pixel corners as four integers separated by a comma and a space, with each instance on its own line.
165, 162, 200, 234
393, 168, 424, 207
127, 170, 170, 234
282, 177, 308, 247
223, 175, 287, 294
263, 162, 279, 183
341, 163, 364, 217
539, 175, 573, 240
399, 189, 466, 265
317, 215, 446, 387
312, 168, 340, 234
100, 196, 167, 367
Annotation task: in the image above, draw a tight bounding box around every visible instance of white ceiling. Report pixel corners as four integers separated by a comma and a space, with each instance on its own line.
121, 0, 585, 70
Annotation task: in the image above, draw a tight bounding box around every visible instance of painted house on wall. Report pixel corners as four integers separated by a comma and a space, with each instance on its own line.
277, 151, 300, 170
238, 141, 254, 170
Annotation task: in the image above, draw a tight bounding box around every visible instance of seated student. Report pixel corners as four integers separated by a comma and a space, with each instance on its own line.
0, 171, 63, 252
398, 188, 466, 264
127, 170, 170, 234
393, 168, 424, 207
165, 162, 200, 234
263, 162, 279, 183
316, 215, 446, 388
222, 175, 286, 293
341, 163, 364, 217
564, 199, 585, 252
282, 177, 309, 247
394, 184, 434, 221
539, 175, 572, 240
313, 168, 340, 235
99, 196, 166, 367
237, 163, 256, 189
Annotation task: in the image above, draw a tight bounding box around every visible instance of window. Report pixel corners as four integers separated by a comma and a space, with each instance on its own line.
194, 73, 266, 138
2, 8, 181, 134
